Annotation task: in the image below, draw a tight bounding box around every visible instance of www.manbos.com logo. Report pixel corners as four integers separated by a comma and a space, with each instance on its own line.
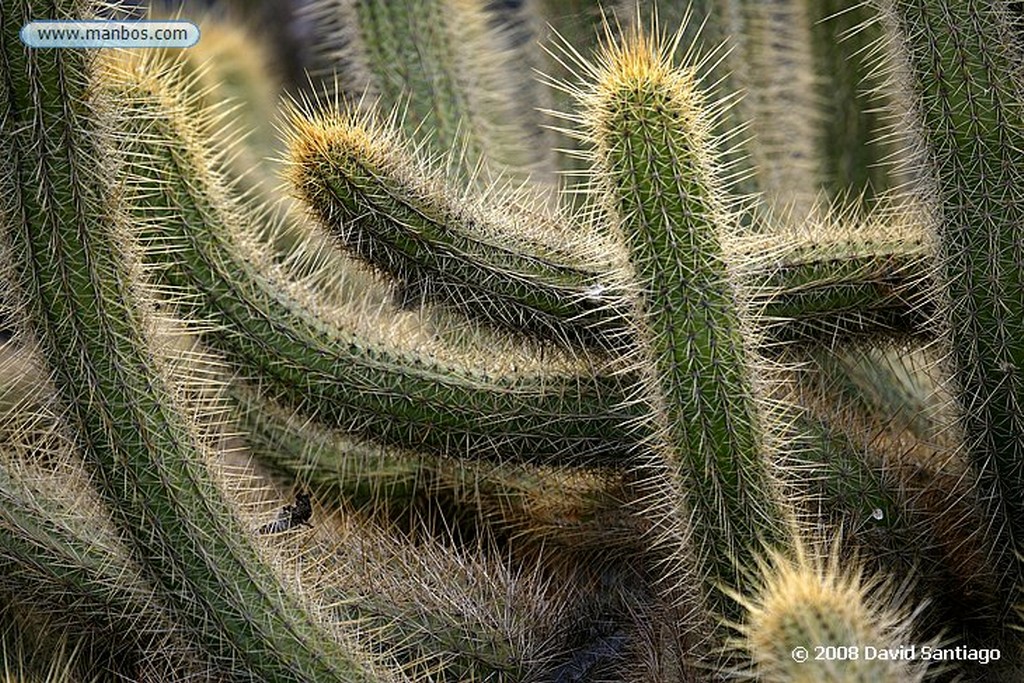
21, 20, 199, 49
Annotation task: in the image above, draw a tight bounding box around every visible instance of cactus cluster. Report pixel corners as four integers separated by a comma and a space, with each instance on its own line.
1, 0, 1023, 681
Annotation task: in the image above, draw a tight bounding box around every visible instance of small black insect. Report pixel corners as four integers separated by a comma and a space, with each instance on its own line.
258, 491, 313, 535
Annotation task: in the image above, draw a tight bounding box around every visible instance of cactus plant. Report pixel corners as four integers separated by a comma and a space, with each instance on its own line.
2, 0, 1023, 680
729, 543, 934, 683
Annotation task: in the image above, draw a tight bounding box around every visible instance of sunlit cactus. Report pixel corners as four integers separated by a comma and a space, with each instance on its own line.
729, 543, 934, 683
1, 0, 1022, 680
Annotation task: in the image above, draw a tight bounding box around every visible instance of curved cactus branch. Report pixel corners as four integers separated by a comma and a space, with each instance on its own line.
287, 101, 637, 352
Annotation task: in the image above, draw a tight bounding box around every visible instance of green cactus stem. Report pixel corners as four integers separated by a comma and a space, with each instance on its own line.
809, 0, 899, 204
0, 2, 387, 678
0, 463, 190, 678
804, 345, 954, 446
0, 346, 197, 679
726, 0, 825, 223
579, 18, 794, 613
232, 380, 636, 554
231, 381, 436, 517
879, 0, 1024, 585
787, 390, 1002, 643
628, 0, 759, 206
738, 212, 937, 347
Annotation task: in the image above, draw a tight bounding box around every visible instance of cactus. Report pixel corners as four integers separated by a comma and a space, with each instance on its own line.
0, 348, 205, 681
729, 0, 825, 223
730, 543, 933, 683
877, 0, 1024, 611
2, 0, 1023, 679
570, 14, 795, 622
163, 15, 284, 193
288, 101, 934, 350
109, 49, 643, 468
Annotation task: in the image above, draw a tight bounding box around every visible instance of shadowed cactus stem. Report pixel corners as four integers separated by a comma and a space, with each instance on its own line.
0, 346, 203, 680
809, 0, 901, 204
735, 203, 937, 348
878, 0, 1024, 610
232, 380, 637, 555
307, 0, 553, 187
729, 0, 824, 223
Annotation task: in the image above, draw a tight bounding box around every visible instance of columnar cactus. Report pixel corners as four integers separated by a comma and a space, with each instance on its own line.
0, 3, 384, 678
1, 0, 1022, 680
572, 16, 795, 619
878, 0, 1024, 608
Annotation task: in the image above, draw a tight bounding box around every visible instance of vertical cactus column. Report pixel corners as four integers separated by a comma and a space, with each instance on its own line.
729, 0, 825, 222
625, 2, 754, 221
310, 0, 552, 186
879, 0, 1024, 589
577, 18, 794, 615
0, 1, 384, 680
808, 0, 898, 204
